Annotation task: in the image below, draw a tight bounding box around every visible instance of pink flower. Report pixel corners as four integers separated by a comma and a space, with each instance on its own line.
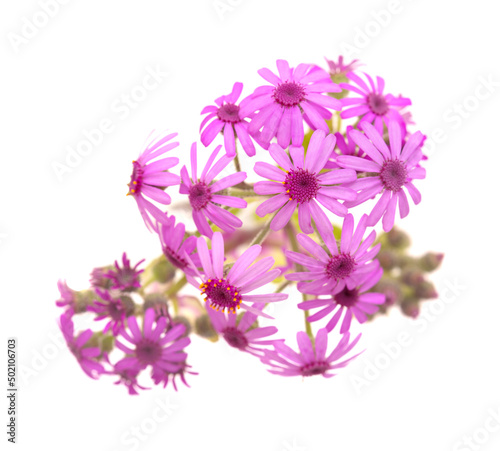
114, 309, 191, 377
206, 302, 281, 356
111, 366, 149, 396
186, 232, 287, 318
240, 59, 341, 149
340, 72, 411, 134
260, 328, 362, 378
128, 132, 181, 232
325, 125, 371, 170
180, 142, 247, 238
285, 214, 380, 295
337, 121, 426, 231
298, 266, 385, 333
59, 311, 104, 379
87, 289, 130, 336
200, 82, 258, 157
254, 130, 357, 236
104, 252, 144, 292
325, 55, 362, 75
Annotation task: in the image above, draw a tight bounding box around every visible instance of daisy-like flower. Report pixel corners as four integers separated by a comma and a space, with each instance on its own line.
239, 59, 341, 149
59, 310, 104, 379
253, 130, 357, 236
114, 309, 191, 376
337, 121, 426, 231
157, 214, 201, 275
325, 126, 370, 169
340, 72, 411, 134
200, 82, 257, 157
285, 214, 381, 295
104, 252, 145, 292
325, 55, 362, 77
56, 280, 78, 309
151, 363, 197, 391
298, 265, 385, 333
128, 132, 181, 232
180, 142, 247, 238
206, 302, 281, 356
260, 328, 362, 378
185, 232, 287, 318
111, 366, 149, 395
87, 289, 134, 336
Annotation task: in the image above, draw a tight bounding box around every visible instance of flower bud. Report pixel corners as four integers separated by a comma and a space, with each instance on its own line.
385, 227, 411, 249
377, 250, 400, 270
401, 299, 420, 318
417, 252, 444, 272
414, 280, 438, 299
89, 266, 114, 290
400, 267, 425, 287
374, 278, 402, 306
170, 316, 192, 337
194, 314, 218, 342
143, 293, 170, 319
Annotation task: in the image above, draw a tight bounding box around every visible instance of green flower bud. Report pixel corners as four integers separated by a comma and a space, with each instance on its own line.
194, 314, 218, 342
417, 252, 444, 272
385, 227, 411, 249
414, 280, 438, 299
377, 250, 400, 270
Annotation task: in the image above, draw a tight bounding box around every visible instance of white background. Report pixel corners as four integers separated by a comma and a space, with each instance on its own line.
1, 1, 500, 450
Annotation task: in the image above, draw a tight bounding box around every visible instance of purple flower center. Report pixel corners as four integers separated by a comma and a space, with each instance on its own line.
200, 278, 242, 313
334, 287, 359, 308
107, 300, 126, 321
380, 160, 408, 192
222, 327, 248, 349
300, 360, 329, 377
128, 160, 144, 195
273, 82, 306, 107
367, 93, 389, 116
217, 103, 241, 123
283, 168, 319, 203
136, 340, 163, 365
164, 246, 188, 269
325, 254, 356, 280
188, 182, 212, 211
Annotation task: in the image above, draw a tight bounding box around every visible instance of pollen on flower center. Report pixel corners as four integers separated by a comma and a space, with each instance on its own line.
217, 103, 241, 123
222, 327, 249, 349
367, 93, 389, 116
128, 161, 144, 195
200, 278, 242, 313
273, 82, 306, 107
283, 168, 319, 203
300, 360, 329, 377
325, 254, 356, 280
188, 182, 212, 211
380, 160, 408, 192
136, 340, 163, 365
334, 287, 359, 308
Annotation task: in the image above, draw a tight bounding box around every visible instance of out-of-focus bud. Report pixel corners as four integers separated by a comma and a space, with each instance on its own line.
194, 314, 218, 342
401, 298, 420, 318
89, 266, 114, 290
152, 256, 176, 284
415, 280, 438, 300
385, 227, 411, 249
374, 278, 402, 306
143, 293, 170, 319
400, 267, 425, 287
120, 295, 136, 316
377, 250, 400, 270
171, 316, 191, 337
85, 331, 114, 357
417, 252, 444, 272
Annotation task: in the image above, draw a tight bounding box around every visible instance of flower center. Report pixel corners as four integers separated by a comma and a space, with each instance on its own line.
273, 82, 306, 107
325, 254, 356, 280
188, 182, 212, 211
128, 160, 143, 195
222, 327, 248, 349
380, 160, 408, 192
136, 340, 163, 365
217, 103, 241, 123
367, 93, 389, 116
283, 168, 319, 203
334, 287, 359, 308
300, 360, 329, 377
200, 278, 242, 313
108, 300, 126, 321
164, 246, 188, 269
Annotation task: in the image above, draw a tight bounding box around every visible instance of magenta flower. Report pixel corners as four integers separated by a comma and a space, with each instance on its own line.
285, 214, 380, 295
239, 59, 341, 149
111, 366, 149, 395
325, 55, 362, 75
151, 363, 197, 391
298, 265, 385, 333
58, 311, 104, 379
325, 125, 370, 170
180, 142, 247, 238
254, 130, 357, 236
104, 252, 144, 292
128, 132, 181, 232
337, 121, 426, 231
185, 232, 287, 318
114, 309, 191, 377
157, 214, 201, 275
87, 289, 130, 336
260, 328, 362, 378
340, 72, 411, 134
56, 280, 77, 309
200, 82, 257, 157
206, 302, 281, 356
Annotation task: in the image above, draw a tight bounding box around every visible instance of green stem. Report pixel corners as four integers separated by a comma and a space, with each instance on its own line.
303, 294, 314, 345
165, 275, 187, 298
248, 214, 275, 247
234, 149, 242, 173
275, 279, 292, 293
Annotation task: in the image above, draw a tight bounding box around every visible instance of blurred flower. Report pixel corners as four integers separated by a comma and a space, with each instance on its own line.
104, 252, 144, 292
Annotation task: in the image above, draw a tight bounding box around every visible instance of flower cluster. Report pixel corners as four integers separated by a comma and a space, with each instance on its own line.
55, 56, 442, 393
